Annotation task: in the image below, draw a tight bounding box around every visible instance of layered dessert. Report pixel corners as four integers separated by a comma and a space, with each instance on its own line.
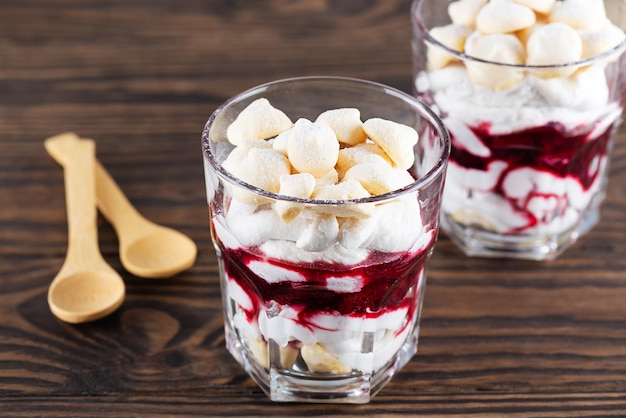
413, 0, 626, 253
205, 98, 436, 380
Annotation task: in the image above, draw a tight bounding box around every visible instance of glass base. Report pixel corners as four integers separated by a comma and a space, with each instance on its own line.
224, 323, 419, 404
441, 206, 600, 261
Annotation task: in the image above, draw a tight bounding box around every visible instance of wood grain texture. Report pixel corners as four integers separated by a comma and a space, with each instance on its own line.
2, 0, 626, 416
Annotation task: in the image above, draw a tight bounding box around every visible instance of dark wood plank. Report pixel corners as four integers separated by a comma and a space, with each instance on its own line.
3, 392, 626, 417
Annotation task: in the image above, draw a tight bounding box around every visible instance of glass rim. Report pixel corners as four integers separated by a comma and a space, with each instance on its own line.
202, 75, 451, 206
411, 0, 626, 70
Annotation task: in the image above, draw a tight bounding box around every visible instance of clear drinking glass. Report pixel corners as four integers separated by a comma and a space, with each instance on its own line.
412, 0, 626, 260
202, 76, 449, 403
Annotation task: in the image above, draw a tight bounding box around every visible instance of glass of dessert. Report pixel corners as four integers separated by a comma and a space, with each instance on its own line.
412, 0, 626, 260
201, 76, 450, 403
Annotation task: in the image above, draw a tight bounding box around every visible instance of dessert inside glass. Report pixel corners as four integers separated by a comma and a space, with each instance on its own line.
412, 0, 626, 260
202, 77, 449, 403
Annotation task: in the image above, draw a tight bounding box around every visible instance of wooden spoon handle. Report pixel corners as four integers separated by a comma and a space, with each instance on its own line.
45, 132, 146, 240
93, 159, 147, 237
44, 133, 101, 271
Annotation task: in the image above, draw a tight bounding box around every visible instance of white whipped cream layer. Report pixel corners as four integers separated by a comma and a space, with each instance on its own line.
416, 63, 617, 135
213, 193, 426, 265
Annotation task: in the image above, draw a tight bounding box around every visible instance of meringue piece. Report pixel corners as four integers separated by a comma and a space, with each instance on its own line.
279, 345, 299, 369
301, 343, 351, 374
245, 336, 299, 369
296, 214, 339, 252
336, 143, 393, 179
526, 23, 582, 78
516, 13, 548, 45
464, 32, 525, 90
315, 108, 367, 146
315, 168, 339, 188
511, 0, 555, 14
476, 0, 536, 34
313, 178, 371, 200
580, 23, 626, 59
223, 147, 291, 204
312, 179, 374, 218
246, 336, 269, 369
275, 173, 316, 223
226, 98, 293, 146
285, 119, 340, 177
278, 173, 316, 198
448, 0, 488, 27
427, 24, 473, 70
452, 208, 496, 231
343, 161, 413, 195
221, 137, 273, 169
549, 0, 608, 32
339, 216, 377, 249
273, 118, 313, 154
363, 118, 419, 170
235, 137, 273, 150
271, 127, 291, 154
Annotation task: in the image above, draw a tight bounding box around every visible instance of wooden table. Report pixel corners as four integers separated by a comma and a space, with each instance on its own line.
2, 1, 626, 416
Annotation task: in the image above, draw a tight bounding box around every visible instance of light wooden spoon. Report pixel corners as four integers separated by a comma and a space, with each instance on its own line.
47, 133, 197, 279
44, 135, 125, 324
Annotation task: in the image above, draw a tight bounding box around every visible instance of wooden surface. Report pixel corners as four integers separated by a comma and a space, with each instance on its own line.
2, 1, 626, 416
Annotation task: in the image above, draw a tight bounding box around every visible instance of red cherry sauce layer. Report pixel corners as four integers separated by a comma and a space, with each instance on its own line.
450, 120, 616, 232
215, 232, 433, 336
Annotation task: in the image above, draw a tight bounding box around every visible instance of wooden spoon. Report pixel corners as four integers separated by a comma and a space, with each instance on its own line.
46, 133, 197, 279
44, 135, 125, 324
